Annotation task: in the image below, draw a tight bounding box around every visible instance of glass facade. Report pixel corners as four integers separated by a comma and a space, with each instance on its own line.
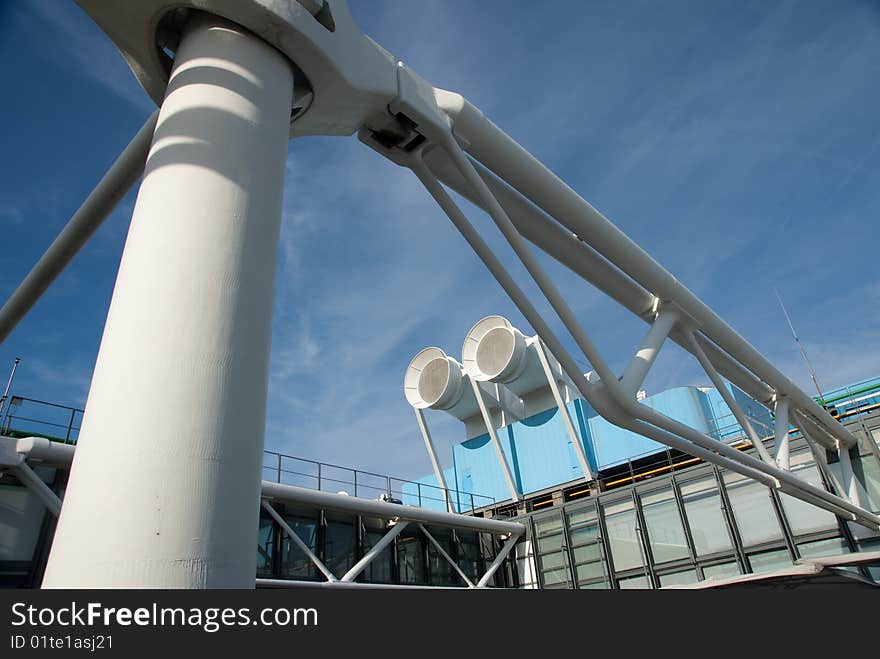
516, 435, 880, 589
249, 508, 502, 587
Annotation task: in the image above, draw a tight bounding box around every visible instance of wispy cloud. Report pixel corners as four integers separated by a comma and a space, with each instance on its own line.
14, 1, 153, 112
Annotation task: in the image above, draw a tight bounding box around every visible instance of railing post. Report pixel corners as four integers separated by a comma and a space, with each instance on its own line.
386, 476, 392, 498
354, 470, 358, 497
418, 482, 422, 507
64, 409, 76, 444
317, 463, 322, 491
276, 453, 282, 484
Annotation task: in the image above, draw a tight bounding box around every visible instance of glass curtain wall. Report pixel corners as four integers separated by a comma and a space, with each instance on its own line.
520, 435, 879, 589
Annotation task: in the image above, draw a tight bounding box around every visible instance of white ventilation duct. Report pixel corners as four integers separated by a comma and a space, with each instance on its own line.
461, 315, 556, 396
404, 347, 478, 419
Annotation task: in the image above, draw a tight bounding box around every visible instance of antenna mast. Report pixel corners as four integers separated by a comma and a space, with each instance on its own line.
775, 289, 825, 405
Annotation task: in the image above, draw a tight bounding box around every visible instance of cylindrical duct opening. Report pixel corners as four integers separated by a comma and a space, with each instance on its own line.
474, 326, 526, 382
404, 347, 467, 410
462, 315, 527, 383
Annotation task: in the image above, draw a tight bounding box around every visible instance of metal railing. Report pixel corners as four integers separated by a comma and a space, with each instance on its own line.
261, 450, 495, 514
1, 393, 495, 515
1, 396, 81, 443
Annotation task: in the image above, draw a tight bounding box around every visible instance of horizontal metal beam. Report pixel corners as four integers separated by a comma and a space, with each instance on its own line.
256, 578, 484, 589
261, 481, 524, 536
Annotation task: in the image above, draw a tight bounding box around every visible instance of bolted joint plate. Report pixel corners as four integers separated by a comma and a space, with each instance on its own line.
76, 0, 399, 138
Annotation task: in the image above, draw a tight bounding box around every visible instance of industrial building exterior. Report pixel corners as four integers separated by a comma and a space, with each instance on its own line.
1, 371, 879, 589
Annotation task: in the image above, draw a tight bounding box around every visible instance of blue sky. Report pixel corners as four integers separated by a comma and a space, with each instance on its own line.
1, 1, 879, 484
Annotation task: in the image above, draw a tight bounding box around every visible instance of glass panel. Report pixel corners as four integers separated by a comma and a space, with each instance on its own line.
361, 530, 393, 584
569, 524, 599, 546
603, 498, 644, 572
576, 560, 605, 581
722, 471, 783, 547
425, 527, 456, 586
659, 569, 698, 587
797, 537, 848, 560
539, 550, 567, 571
541, 566, 571, 586
856, 451, 880, 513
567, 504, 597, 529
580, 580, 610, 589
256, 516, 275, 578
455, 531, 483, 580
324, 519, 356, 576
396, 534, 425, 584
534, 514, 564, 537
618, 575, 651, 589
537, 532, 565, 554
701, 561, 740, 581
279, 515, 319, 580
679, 475, 733, 556
747, 548, 791, 574
779, 451, 838, 535
572, 543, 601, 564
640, 486, 689, 563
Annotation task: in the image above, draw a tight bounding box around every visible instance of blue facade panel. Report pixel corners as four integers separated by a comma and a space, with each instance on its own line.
421, 384, 772, 503
452, 401, 595, 504
587, 387, 712, 468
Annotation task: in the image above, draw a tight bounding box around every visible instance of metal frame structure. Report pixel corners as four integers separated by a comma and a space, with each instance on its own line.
522, 422, 878, 590
1, 435, 524, 588
258, 481, 523, 588
0, 0, 876, 586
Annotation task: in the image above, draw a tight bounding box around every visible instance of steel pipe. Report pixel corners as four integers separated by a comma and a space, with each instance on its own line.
774, 397, 791, 471
12, 463, 62, 517
409, 148, 880, 530
262, 501, 337, 582
619, 308, 679, 397
0, 111, 158, 345
420, 146, 778, 407
340, 521, 409, 582
261, 481, 524, 536
685, 333, 775, 465
436, 93, 857, 450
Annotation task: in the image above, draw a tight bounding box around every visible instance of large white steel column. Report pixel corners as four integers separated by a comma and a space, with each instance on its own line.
43, 16, 293, 588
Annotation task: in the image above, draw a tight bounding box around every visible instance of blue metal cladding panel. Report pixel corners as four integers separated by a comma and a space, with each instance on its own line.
587, 387, 713, 469
452, 401, 595, 501
453, 431, 516, 503
507, 403, 591, 494
436, 385, 772, 500
701, 384, 773, 441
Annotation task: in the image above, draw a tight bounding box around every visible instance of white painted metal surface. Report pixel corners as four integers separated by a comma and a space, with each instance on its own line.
0, 0, 874, 589
42, 15, 293, 588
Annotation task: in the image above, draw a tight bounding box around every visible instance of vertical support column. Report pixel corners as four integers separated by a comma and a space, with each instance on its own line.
470, 379, 521, 502
774, 396, 790, 471
837, 444, 863, 508
414, 408, 453, 512
43, 16, 293, 588
619, 308, 678, 397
